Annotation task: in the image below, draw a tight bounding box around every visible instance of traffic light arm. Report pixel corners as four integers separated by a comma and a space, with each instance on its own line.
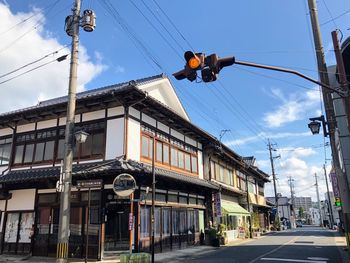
234, 59, 348, 97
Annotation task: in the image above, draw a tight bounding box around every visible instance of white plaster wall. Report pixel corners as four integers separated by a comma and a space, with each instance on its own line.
170, 128, 184, 141
105, 118, 124, 159
158, 122, 169, 133
107, 106, 124, 117
198, 142, 202, 150
0, 128, 13, 137
129, 107, 140, 119
37, 119, 57, 130
197, 150, 204, 179
0, 200, 5, 233
127, 118, 141, 161
7, 189, 36, 211
17, 123, 35, 133
142, 113, 156, 127
59, 115, 80, 125
82, 110, 105, 122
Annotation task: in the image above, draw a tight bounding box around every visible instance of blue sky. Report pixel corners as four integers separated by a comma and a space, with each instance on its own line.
1, 0, 350, 200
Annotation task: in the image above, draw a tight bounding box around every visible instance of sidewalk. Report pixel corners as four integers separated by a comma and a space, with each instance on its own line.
0, 239, 255, 263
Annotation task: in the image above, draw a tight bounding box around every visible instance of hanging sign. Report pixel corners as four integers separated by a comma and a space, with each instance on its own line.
76, 179, 103, 189
214, 192, 222, 217
113, 173, 136, 197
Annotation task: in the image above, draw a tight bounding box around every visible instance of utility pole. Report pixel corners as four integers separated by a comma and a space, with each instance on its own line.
307, 0, 350, 248
268, 139, 279, 225
314, 173, 323, 227
323, 164, 334, 228
56, 1, 81, 262
288, 176, 296, 228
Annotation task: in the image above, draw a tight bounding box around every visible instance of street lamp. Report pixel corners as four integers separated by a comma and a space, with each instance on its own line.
308, 115, 329, 137
74, 130, 89, 144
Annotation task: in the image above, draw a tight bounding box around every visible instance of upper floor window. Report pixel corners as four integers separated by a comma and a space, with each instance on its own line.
141, 125, 198, 174
0, 137, 12, 166
236, 170, 246, 191
211, 161, 234, 186
13, 120, 105, 166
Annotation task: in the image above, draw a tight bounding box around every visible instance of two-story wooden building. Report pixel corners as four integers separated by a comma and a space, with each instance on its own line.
0, 74, 270, 259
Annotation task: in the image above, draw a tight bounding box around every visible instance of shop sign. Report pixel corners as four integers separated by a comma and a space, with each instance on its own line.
76, 179, 103, 189
128, 213, 134, 230
214, 192, 222, 217
113, 173, 136, 197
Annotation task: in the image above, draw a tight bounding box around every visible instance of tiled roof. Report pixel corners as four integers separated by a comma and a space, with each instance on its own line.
0, 158, 219, 190
0, 161, 109, 183
0, 74, 165, 118
76, 158, 219, 190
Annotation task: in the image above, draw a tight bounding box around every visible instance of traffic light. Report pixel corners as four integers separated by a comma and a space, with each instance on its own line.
173, 51, 235, 83
335, 197, 341, 207
173, 51, 205, 82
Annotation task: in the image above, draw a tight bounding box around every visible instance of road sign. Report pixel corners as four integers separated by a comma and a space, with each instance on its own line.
335, 197, 342, 207
76, 179, 103, 189
113, 173, 136, 197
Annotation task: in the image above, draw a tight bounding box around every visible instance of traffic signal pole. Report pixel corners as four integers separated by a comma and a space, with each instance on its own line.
307, 0, 350, 248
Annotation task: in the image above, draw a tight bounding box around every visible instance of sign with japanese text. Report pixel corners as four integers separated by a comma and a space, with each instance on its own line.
214, 192, 222, 217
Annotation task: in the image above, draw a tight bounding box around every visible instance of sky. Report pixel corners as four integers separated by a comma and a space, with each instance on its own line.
1, 0, 349, 202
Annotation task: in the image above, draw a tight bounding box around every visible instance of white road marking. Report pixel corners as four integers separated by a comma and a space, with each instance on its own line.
307, 257, 329, 260
260, 258, 327, 263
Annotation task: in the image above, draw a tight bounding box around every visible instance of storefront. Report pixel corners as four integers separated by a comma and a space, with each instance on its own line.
220, 200, 250, 242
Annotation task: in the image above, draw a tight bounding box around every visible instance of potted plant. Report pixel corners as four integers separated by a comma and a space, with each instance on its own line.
217, 224, 228, 245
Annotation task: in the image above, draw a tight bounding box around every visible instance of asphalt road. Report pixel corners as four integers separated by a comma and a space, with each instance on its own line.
177, 226, 349, 263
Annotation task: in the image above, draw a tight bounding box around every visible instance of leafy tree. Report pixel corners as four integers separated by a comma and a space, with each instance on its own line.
298, 207, 305, 219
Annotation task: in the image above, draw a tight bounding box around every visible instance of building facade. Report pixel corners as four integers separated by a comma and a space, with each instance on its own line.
0, 75, 270, 259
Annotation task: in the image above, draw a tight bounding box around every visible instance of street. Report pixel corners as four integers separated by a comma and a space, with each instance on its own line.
160, 227, 349, 263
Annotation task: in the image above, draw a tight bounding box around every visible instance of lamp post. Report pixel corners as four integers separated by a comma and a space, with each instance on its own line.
307, 116, 334, 229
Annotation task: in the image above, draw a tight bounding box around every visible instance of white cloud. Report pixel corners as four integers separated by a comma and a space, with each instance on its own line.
265, 150, 330, 202
0, 3, 106, 113
263, 89, 321, 128
225, 131, 311, 147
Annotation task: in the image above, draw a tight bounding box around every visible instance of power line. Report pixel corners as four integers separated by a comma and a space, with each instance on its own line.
139, 0, 186, 52
320, 9, 350, 26
0, 0, 69, 55
321, 0, 338, 29
0, 54, 69, 85
150, 0, 195, 52
0, 45, 69, 79
128, 0, 183, 60
99, 0, 163, 71
0, 0, 60, 36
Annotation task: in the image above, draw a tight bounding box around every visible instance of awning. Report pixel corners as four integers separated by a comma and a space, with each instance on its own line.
221, 201, 250, 216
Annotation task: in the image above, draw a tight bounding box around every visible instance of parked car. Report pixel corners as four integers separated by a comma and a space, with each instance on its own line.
296, 220, 303, 227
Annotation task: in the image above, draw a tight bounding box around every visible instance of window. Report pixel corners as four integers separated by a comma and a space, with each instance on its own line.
14, 145, 24, 164
191, 156, 198, 173
140, 207, 150, 238
163, 208, 171, 236
0, 137, 12, 166
171, 148, 178, 166
163, 144, 169, 164
156, 141, 162, 162
141, 126, 198, 174
141, 135, 153, 159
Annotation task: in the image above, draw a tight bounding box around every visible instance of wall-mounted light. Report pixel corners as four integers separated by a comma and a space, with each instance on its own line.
74, 130, 89, 144
308, 115, 328, 137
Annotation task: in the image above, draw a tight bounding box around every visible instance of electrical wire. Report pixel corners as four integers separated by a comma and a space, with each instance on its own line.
0, 0, 69, 55
0, 54, 69, 85
0, 45, 69, 79
0, 0, 60, 36
150, 0, 195, 52
320, 9, 350, 26
128, 0, 183, 61
321, 0, 338, 29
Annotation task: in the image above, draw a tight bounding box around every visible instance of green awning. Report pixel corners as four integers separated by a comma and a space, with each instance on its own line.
221, 201, 250, 216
